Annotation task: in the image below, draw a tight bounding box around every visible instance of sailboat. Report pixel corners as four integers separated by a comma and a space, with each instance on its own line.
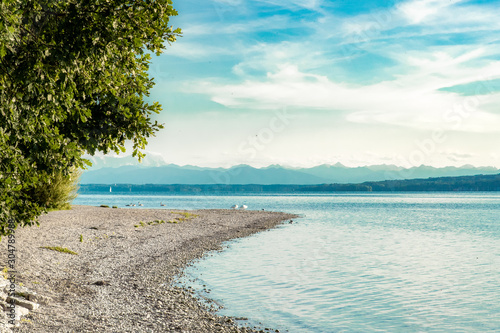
109, 186, 112, 193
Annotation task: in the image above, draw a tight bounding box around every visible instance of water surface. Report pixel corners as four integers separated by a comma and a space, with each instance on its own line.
75, 193, 500, 332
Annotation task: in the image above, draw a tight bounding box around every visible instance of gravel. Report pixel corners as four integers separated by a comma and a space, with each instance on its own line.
0, 205, 296, 332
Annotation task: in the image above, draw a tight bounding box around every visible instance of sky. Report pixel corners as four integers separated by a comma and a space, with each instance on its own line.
134, 0, 500, 168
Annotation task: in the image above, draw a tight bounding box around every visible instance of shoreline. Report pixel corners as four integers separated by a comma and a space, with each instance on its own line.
0, 205, 296, 332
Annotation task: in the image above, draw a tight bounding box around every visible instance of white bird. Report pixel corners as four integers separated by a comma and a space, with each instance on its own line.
240, 205, 248, 210
231, 205, 238, 209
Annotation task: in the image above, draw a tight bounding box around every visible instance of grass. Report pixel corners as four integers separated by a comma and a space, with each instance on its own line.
134, 221, 147, 228
134, 212, 199, 229
134, 220, 166, 228
40, 246, 78, 255
46, 204, 72, 212
171, 211, 199, 222
171, 211, 199, 219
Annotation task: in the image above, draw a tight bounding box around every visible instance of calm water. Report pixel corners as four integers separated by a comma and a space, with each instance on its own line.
74, 193, 500, 332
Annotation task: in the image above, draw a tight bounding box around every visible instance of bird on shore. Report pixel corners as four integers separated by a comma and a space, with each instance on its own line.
240, 205, 248, 210
138, 202, 144, 206
231, 205, 238, 209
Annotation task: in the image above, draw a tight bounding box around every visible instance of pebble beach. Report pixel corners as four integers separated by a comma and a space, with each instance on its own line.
0, 205, 296, 332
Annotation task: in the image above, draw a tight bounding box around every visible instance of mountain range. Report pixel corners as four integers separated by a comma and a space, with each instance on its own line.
80, 162, 500, 185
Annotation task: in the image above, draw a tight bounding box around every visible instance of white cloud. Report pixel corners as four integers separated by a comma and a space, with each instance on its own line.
338, 0, 500, 44
256, 0, 322, 11
231, 41, 330, 76
189, 53, 500, 132
151, 0, 500, 167
397, 0, 465, 24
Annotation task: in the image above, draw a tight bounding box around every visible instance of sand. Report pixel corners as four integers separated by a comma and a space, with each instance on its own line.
0, 205, 296, 332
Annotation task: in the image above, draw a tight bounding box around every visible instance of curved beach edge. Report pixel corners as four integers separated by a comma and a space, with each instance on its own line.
0, 205, 297, 332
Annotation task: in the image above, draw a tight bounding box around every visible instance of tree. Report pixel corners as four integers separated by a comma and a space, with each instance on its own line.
0, 0, 181, 235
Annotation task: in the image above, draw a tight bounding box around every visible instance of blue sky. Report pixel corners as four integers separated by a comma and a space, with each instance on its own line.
135, 0, 500, 168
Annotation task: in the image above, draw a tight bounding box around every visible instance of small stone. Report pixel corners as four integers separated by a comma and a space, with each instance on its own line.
0, 300, 9, 311
7, 305, 30, 322
23, 292, 37, 302
92, 281, 110, 286
6, 296, 39, 311
28, 294, 51, 305
0, 278, 9, 290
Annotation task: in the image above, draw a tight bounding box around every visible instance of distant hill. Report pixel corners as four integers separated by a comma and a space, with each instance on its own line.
300, 173, 500, 192
79, 173, 500, 193
80, 164, 328, 185
80, 162, 500, 185
295, 163, 500, 183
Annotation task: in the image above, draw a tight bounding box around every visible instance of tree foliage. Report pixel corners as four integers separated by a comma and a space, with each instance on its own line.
0, 0, 180, 234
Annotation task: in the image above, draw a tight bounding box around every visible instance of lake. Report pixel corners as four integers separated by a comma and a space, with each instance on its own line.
74, 192, 500, 332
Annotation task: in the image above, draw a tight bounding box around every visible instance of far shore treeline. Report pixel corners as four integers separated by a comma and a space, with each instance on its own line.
80, 173, 500, 193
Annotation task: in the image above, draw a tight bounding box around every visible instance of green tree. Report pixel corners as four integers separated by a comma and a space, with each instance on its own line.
0, 0, 181, 235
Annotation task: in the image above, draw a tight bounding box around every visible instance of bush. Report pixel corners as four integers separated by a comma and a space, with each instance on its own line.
30, 168, 81, 211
